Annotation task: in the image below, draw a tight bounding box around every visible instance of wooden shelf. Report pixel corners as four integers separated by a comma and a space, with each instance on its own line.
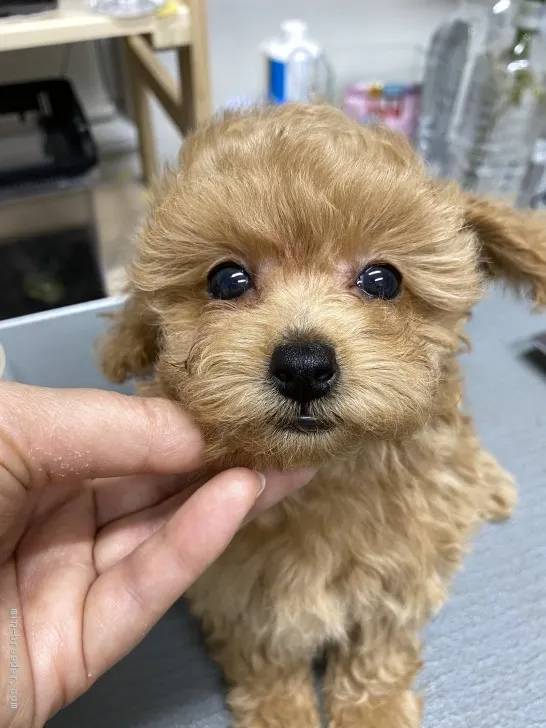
0, 0, 211, 186
0, 2, 191, 52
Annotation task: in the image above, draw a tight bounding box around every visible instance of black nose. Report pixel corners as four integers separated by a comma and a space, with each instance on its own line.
270, 342, 338, 404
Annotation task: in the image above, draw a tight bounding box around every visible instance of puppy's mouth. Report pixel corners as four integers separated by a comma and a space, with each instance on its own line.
280, 415, 332, 434
277, 405, 336, 434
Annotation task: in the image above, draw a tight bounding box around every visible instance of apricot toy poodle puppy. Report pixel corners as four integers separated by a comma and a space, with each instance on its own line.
101, 104, 546, 728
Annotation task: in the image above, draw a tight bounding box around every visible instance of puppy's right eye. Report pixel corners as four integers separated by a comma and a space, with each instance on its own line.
207, 263, 252, 300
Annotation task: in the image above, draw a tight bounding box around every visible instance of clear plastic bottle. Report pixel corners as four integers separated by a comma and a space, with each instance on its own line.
487, 0, 516, 51
416, 18, 471, 176
517, 133, 546, 206
417, 1, 514, 178
449, 0, 546, 202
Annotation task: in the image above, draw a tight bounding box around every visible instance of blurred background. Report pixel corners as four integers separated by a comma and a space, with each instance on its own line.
1, 0, 545, 320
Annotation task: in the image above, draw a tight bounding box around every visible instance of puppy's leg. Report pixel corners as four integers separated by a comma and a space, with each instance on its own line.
327, 690, 422, 728
227, 660, 320, 728
325, 630, 422, 728
477, 448, 517, 522
206, 633, 320, 728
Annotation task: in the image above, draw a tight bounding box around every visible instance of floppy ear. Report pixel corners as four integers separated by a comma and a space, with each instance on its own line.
463, 193, 546, 307
99, 292, 159, 383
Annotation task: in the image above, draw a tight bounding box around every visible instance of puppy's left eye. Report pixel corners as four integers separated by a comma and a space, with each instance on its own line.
356, 264, 401, 300
207, 262, 252, 300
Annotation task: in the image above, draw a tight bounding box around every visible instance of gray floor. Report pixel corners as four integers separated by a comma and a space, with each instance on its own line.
29, 288, 546, 727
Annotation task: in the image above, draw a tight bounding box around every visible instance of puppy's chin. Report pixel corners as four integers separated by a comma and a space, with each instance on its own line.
199, 422, 360, 470
194, 409, 430, 470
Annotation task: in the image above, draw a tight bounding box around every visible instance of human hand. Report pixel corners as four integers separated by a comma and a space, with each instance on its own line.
0, 383, 314, 728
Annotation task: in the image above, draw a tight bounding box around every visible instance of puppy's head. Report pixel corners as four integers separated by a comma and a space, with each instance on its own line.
102, 104, 546, 468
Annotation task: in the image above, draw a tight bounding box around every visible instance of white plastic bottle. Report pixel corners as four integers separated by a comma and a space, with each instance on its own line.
262, 20, 330, 104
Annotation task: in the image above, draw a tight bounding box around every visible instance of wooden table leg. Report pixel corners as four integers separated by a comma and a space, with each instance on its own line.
180, 0, 211, 131
124, 36, 157, 186
176, 45, 194, 134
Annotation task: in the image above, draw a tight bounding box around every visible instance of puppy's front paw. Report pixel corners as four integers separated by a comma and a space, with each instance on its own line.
228, 670, 321, 728
230, 696, 320, 728
328, 691, 422, 728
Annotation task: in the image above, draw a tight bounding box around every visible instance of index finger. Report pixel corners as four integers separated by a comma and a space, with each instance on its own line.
0, 382, 204, 489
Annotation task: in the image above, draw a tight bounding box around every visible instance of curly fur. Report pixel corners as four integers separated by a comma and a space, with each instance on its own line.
101, 104, 546, 727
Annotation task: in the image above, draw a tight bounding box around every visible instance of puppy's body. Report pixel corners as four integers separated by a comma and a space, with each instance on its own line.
187, 389, 514, 727
102, 104, 546, 727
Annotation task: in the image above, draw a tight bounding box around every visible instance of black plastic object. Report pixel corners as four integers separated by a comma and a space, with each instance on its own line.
0, 79, 98, 188
0, 227, 105, 321
0, 0, 57, 17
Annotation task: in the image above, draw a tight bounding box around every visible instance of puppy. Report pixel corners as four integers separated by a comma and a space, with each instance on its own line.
101, 104, 546, 727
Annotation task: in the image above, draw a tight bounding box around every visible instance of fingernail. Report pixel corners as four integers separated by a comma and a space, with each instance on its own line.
254, 471, 266, 499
